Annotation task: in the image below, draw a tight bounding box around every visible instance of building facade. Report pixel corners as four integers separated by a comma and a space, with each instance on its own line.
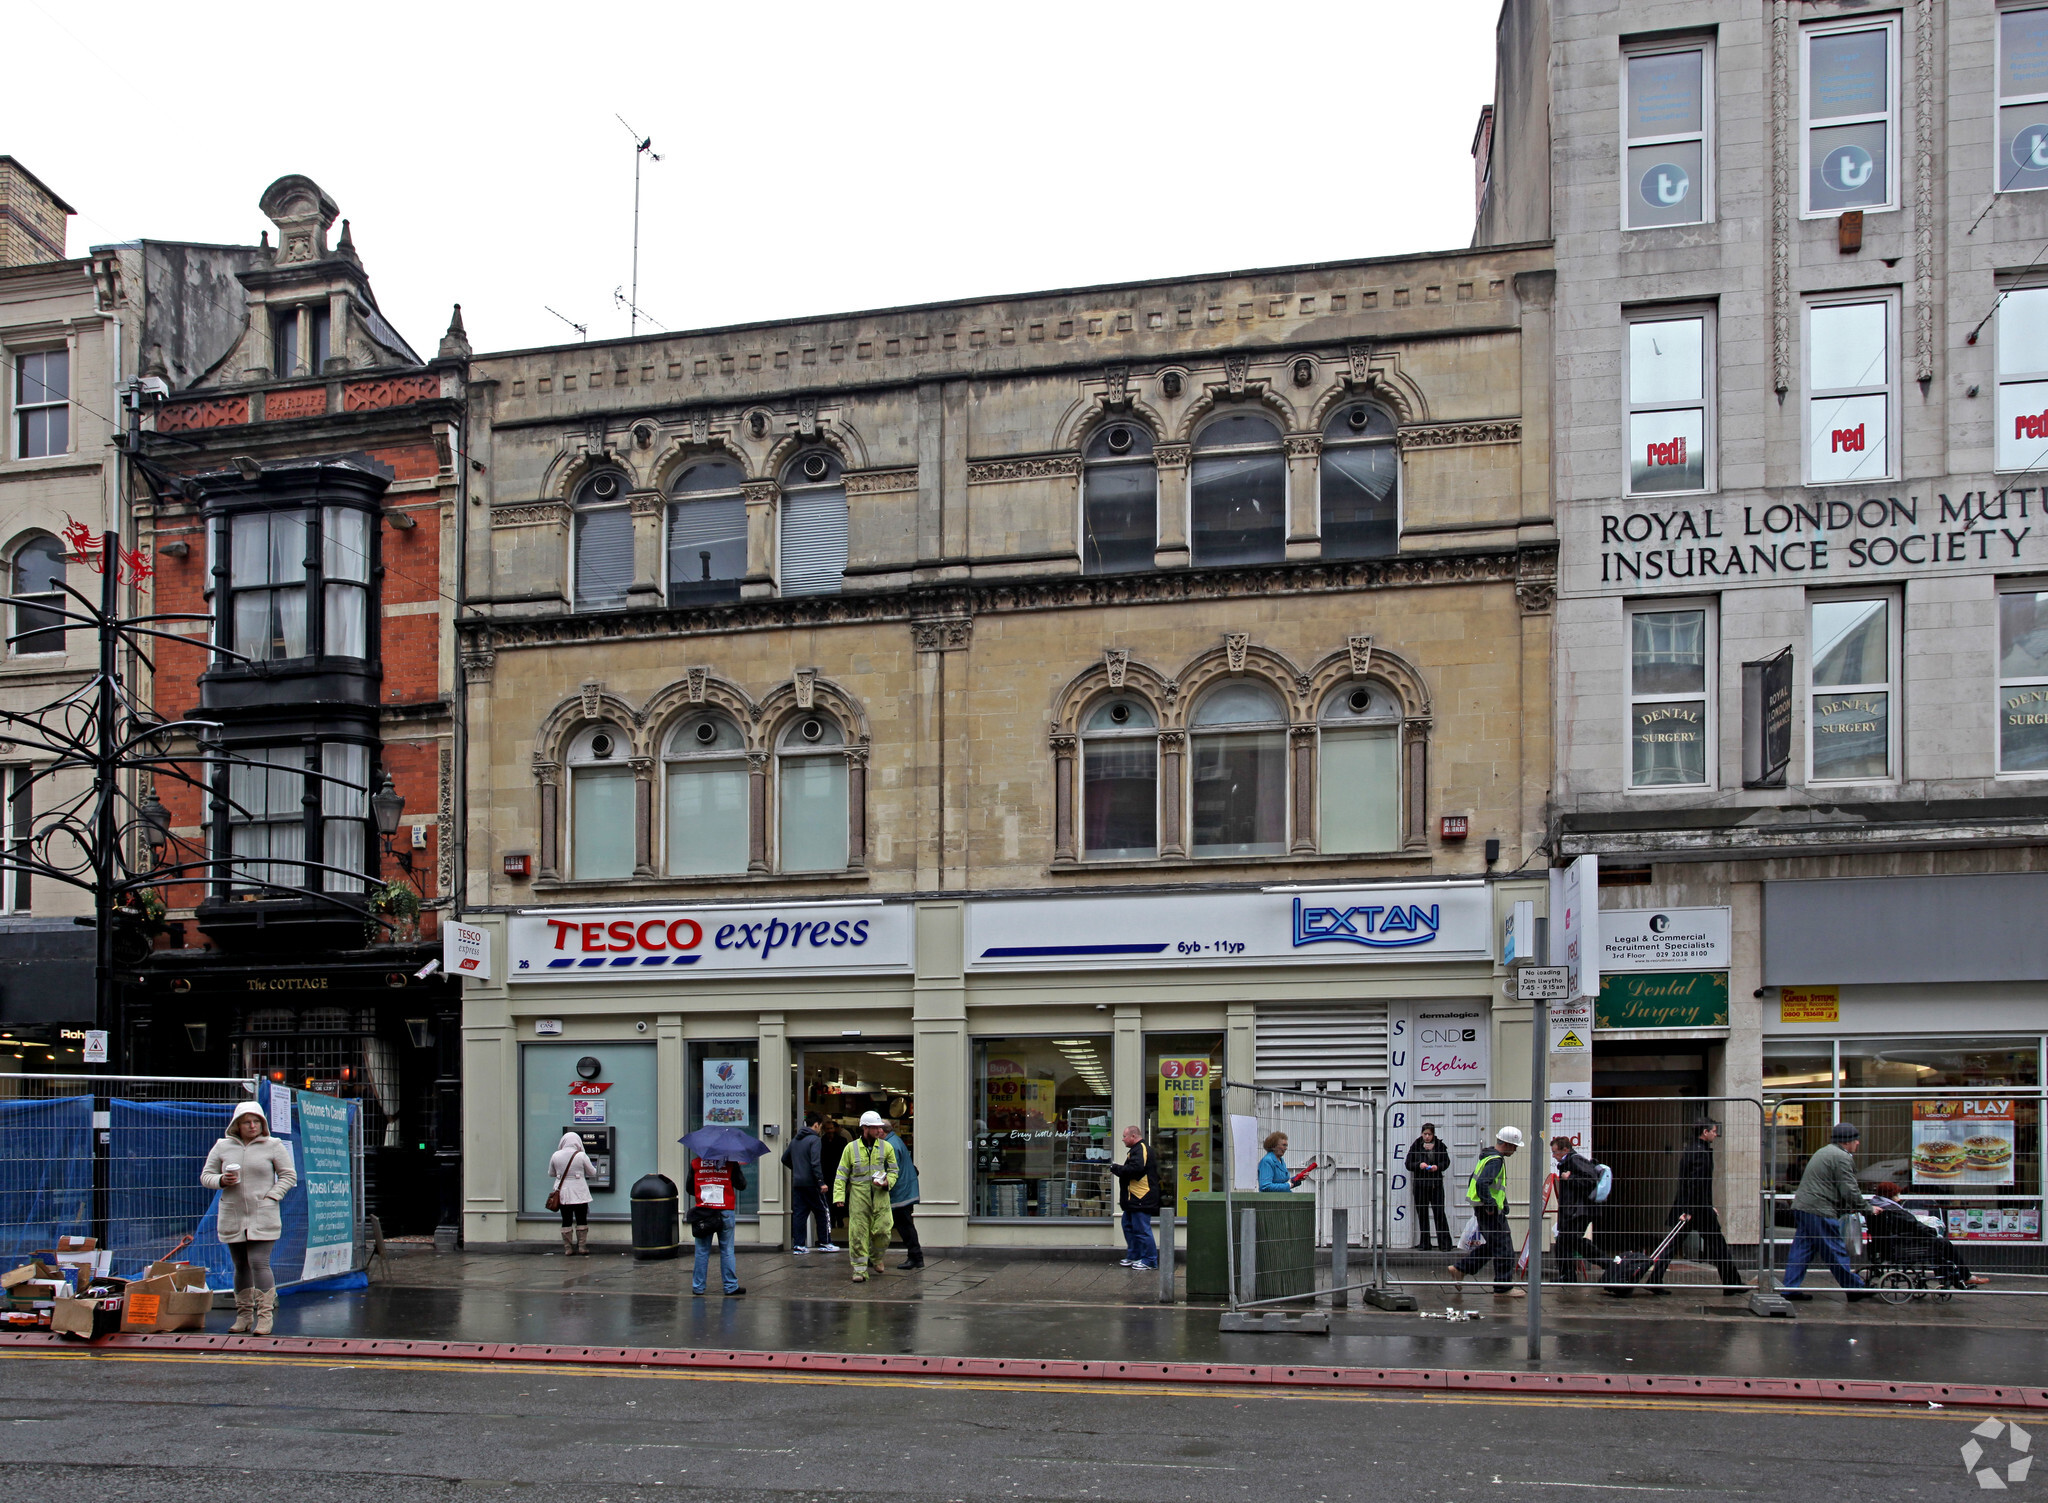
456, 246, 1559, 1249
1483, 0, 2047, 1252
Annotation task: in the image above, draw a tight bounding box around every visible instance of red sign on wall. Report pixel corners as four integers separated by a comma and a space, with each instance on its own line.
567, 1082, 611, 1096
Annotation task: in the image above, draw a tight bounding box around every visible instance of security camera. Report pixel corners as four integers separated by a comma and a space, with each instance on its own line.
635, 1020, 649, 1034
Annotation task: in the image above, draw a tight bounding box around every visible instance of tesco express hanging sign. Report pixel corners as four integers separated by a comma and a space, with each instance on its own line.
965, 884, 1492, 972
507, 902, 911, 982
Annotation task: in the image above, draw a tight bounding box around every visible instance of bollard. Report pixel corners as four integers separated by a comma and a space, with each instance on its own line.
1157, 1205, 1176, 1303
1331, 1208, 1348, 1309
1239, 1207, 1258, 1304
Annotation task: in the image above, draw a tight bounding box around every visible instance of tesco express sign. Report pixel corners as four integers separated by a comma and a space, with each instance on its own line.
507, 902, 911, 981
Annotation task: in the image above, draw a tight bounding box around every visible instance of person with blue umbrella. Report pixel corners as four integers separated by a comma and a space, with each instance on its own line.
680, 1126, 768, 1298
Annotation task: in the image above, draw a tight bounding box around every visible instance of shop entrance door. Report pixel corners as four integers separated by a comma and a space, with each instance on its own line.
793, 1044, 916, 1192
1592, 1045, 1710, 1252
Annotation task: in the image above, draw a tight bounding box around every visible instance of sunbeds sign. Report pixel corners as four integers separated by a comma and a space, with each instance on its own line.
507, 904, 911, 981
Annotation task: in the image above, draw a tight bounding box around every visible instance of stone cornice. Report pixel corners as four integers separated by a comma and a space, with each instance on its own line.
460, 545, 1555, 654
1397, 419, 1521, 450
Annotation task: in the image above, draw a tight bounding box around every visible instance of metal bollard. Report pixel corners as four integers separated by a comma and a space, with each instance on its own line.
1331, 1208, 1348, 1309
1239, 1207, 1258, 1304
1157, 1206, 1176, 1303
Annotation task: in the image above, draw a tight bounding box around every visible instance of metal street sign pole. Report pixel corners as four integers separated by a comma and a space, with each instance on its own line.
1527, 997, 1546, 1363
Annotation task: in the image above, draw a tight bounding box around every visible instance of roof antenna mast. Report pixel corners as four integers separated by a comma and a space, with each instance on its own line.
616, 116, 662, 337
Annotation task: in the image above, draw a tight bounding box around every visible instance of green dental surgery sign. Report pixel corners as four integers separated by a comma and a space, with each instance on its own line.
1596, 971, 1729, 1030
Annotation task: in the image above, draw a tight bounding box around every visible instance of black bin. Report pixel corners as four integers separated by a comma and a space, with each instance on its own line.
630, 1172, 682, 1260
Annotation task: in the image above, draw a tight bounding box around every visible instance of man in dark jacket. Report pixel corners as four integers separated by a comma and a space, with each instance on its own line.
1110, 1126, 1161, 1271
1548, 1136, 1599, 1282
1404, 1123, 1453, 1251
820, 1119, 851, 1238
785, 1113, 835, 1254
1647, 1119, 1746, 1294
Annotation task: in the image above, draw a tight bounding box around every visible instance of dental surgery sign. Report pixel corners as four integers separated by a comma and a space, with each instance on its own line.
965, 884, 1492, 972
507, 902, 911, 981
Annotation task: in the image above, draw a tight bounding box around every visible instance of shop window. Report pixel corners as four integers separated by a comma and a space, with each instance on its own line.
1145, 1033, 1223, 1212
1804, 296, 1894, 484
2000, 585, 2048, 773
1318, 682, 1400, 852
13, 349, 67, 459
228, 509, 309, 660
1762, 1039, 1839, 1095
1622, 38, 1713, 229
663, 712, 748, 876
567, 724, 635, 879
1996, 286, 2048, 473
1627, 602, 1713, 788
1189, 412, 1285, 567
777, 714, 849, 872
1080, 695, 1158, 860
668, 460, 747, 605
9, 532, 65, 656
1081, 421, 1157, 574
1998, 6, 2048, 194
573, 469, 632, 611
1839, 1037, 2042, 1092
1625, 309, 1712, 495
778, 450, 848, 597
974, 1036, 1113, 1219
1189, 682, 1288, 856
1802, 17, 1896, 217
1318, 401, 1399, 559
1809, 595, 1895, 782
688, 1042, 761, 1216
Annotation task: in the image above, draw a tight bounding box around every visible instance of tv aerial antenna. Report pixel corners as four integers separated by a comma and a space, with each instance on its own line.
544, 306, 588, 342
617, 115, 662, 337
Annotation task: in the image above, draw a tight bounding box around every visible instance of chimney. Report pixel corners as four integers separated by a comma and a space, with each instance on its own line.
0, 157, 75, 267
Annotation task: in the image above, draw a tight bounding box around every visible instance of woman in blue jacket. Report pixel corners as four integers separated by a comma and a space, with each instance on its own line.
1258, 1131, 1296, 1192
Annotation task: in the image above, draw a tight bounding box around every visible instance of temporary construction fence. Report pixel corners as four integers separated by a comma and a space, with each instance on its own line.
0, 1073, 365, 1290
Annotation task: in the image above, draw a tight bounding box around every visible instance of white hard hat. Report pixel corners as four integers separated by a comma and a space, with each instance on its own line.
1495, 1126, 1525, 1147
859, 1110, 887, 1128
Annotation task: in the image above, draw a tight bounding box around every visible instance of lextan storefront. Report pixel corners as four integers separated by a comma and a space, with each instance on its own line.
457, 880, 1532, 1249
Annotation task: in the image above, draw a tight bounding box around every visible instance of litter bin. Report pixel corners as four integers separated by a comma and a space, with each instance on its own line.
1184, 1192, 1316, 1303
630, 1173, 681, 1260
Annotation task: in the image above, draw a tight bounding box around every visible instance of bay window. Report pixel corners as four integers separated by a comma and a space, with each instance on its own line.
221, 504, 373, 661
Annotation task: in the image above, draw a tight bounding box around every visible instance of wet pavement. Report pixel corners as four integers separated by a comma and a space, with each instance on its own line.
254, 1244, 2048, 1387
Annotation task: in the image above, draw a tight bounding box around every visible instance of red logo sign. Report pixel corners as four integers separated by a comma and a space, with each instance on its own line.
1831, 423, 1866, 454
567, 1082, 611, 1096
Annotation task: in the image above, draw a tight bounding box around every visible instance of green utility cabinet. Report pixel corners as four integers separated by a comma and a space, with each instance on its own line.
1184, 1191, 1316, 1303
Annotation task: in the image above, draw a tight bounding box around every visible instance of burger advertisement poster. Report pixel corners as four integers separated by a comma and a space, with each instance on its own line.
1910, 1100, 2016, 1187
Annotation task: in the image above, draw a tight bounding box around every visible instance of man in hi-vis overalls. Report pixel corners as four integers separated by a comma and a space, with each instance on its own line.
833, 1110, 900, 1282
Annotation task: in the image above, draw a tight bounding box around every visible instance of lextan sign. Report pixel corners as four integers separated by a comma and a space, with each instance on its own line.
965, 885, 1492, 971
1600, 907, 1731, 972
508, 902, 911, 981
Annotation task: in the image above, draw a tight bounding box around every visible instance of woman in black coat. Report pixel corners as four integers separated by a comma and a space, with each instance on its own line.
1404, 1123, 1453, 1251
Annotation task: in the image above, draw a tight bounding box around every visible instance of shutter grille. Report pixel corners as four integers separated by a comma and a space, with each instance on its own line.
1254, 1003, 1390, 1086
779, 487, 848, 597
576, 507, 633, 608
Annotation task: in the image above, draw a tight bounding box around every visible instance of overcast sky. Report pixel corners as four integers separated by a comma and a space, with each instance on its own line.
16, 1, 1500, 359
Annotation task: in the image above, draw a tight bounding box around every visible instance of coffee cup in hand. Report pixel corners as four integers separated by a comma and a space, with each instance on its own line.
222, 1162, 241, 1186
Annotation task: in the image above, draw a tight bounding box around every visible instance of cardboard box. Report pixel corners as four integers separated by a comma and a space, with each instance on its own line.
1, 1260, 55, 1291
51, 1294, 123, 1339
54, 1236, 95, 1253
0, 1309, 48, 1329
120, 1270, 211, 1333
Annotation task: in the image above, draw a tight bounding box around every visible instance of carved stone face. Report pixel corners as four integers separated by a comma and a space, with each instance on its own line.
1293, 358, 1315, 387
1161, 370, 1183, 398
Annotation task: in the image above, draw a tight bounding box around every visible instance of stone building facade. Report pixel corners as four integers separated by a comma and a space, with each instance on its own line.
1483, 0, 2048, 1254
456, 245, 1559, 1251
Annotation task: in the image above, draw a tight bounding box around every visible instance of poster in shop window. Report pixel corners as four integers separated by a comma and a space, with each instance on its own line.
1176, 1128, 1211, 1201
1910, 1099, 2015, 1187
1158, 1058, 1212, 1131
702, 1059, 749, 1126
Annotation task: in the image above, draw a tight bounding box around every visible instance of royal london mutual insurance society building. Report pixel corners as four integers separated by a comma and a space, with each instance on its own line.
450, 244, 1559, 1251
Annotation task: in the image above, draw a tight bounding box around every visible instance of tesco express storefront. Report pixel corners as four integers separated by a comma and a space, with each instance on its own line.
456, 879, 1532, 1250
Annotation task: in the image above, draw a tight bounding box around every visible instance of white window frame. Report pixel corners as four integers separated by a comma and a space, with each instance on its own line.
1807, 591, 1901, 787
659, 711, 750, 876
1620, 36, 1716, 231
1077, 696, 1162, 862
12, 345, 70, 460
1623, 304, 1716, 497
1625, 598, 1718, 793
1996, 580, 2048, 777
1802, 291, 1899, 486
1996, 4, 2048, 194
1996, 284, 2048, 473
1800, 15, 1900, 219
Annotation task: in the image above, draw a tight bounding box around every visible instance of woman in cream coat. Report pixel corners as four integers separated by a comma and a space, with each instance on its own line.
201, 1101, 297, 1334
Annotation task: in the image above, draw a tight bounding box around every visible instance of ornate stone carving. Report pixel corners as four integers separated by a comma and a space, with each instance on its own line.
794, 668, 816, 709
1347, 344, 1373, 387
1771, 0, 1792, 394
1156, 729, 1186, 752
1516, 553, 1558, 614
1225, 633, 1249, 673
437, 746, 453, 896
965, 454, 1081, 484
1049, 733, 1078, 756
1103, 365, 1128, 404
1396, 420, 1521, 450
264, 386, 326, 421
531, 757, 561, 787
1225, 355, 1250, 394
797, 396, 818, 437
1160, 370, 1184, 398
462, 642, 497, 683
157, 395, 250, 433
629, 491, 663, 516
1347, 634, 1375, 679
911, 616, 973, 652
741, 479, 779, 505
1291, 357, 1315, 388
844, 467, 919, 495
343, 373, 439, 412
1914, 0, 1936, 384
691, 415, 711, 445
491, 502, 570, 529
1153, 443, 1190, 471
1283, 434, 1321, 460
579, 681, 604, 720
843, 744, 870, 770
1104, 649, 1129, 688
687, 667, 708, 703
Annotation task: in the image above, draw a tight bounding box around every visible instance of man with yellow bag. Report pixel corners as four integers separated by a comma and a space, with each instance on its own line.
832, 1110, 899, 1282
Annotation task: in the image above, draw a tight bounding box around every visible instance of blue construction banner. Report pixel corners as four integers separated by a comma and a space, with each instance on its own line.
0, 1097, 91, 1259
295, 1091, 355, 1280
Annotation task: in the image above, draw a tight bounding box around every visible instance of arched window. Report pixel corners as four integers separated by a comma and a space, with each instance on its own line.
1319, 681, 1401, 853
1080, 696, 1157, 859
1189, 682, 1288, 857
663, 712, 747, 876
1081, 422, 1156, 574
1320, 401, 1400, 559
567, 725, 634, 879
777, 714, 849, 871
668, 460, 746, 605
573, 470, 633, 611
1190, 412, 1285, 567
11, 533, 66, 655
779, 450, 848, 597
